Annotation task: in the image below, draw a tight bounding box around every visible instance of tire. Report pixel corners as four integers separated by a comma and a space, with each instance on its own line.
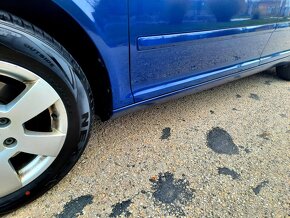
276, 65, 290, 81
0, 11, 94, 214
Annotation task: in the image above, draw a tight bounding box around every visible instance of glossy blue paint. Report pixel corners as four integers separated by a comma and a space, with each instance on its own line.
113, 53, 290, 117
260, 1, 290, 63
129, 0, 284, 102
48, 0, 289, 116
53, 0, 134, 109
138, 24, 275, 51
262, 21, 290, 63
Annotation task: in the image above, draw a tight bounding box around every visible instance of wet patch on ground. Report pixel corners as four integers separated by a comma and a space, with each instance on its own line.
249, 93, 260, 100
252, 181, 269, 195
150, 172, 194, 216
161, 128, 171, 140
218, 167, 241, 180
109, 199, 132, 217
207, 127, 239, 155
56, 195, 93, 218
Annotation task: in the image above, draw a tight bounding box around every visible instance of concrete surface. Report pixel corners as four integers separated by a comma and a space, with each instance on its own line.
5, 70, 290, 217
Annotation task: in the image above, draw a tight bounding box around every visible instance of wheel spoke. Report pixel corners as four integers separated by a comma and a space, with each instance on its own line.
0, 61, 68, 197
6, 79, 60, 123
0, 160, 22, 197
19, 129, 66, 157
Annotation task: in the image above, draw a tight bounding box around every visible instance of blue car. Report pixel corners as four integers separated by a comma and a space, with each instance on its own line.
0, 0, 289, 212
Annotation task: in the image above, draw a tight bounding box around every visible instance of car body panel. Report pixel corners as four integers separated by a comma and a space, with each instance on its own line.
53, 0, 134, 109
51, 0, 289, 116
132, 25, 274, 100
129, 0, 283, 101
112, 52, 290, 117
261, 22, 290, 64
261, 0, 290, 63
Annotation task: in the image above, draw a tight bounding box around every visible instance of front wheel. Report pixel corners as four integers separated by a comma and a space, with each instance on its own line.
0, 11, 93, 213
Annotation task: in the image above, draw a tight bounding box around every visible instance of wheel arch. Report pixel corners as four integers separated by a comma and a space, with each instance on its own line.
0, 0, 131, 120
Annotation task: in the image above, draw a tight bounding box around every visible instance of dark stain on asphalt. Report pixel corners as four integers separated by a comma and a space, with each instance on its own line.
240, 146, 251, 153
151, 172, 194, 216
249, 93, 260, 100
236, 94, 242, 98
127, 164, 135, 168
218, 167, 241, 180
264, 80, 273, 85
109, 199, 132, 217
190, 126, 199, 132
257, 132, 271, 140
252, 181, 269, 195
161, 127, 171, 140
56, 195, 93, 218
279, 114, 287, 118
210, 110, 215, 114
207, 127, 239, 155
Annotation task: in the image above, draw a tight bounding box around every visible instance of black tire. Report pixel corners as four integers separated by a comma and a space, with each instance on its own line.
0, 11, 94, 214
276, 65, 290, 81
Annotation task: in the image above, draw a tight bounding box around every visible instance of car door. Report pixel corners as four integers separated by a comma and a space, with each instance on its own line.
129, 0, 278, 102
261, 0, 290, 63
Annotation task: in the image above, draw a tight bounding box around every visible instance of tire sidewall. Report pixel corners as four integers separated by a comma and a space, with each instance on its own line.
0, 22, 92, 213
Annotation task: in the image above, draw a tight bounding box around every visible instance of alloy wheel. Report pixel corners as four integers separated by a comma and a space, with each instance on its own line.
0, 61, 68, 197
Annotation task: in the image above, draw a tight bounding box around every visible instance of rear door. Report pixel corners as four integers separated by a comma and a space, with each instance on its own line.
261, 0, 290, 63
129, 0, 278, 102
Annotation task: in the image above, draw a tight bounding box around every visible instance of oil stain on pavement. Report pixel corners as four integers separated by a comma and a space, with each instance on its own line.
218, 167, 241, 180
150, 172, 194, 216
207, 127, 239, 155
109, 199, 132, 217
56, 195, 93, 218
249, 93, 260, 100
161, 127, 171, 140
252, 181, 269, 195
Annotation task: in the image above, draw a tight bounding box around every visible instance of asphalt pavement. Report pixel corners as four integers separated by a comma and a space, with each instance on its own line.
5, 70, 290, 218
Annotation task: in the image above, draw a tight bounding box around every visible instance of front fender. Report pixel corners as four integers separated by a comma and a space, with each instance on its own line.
53, 0, 134, 109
